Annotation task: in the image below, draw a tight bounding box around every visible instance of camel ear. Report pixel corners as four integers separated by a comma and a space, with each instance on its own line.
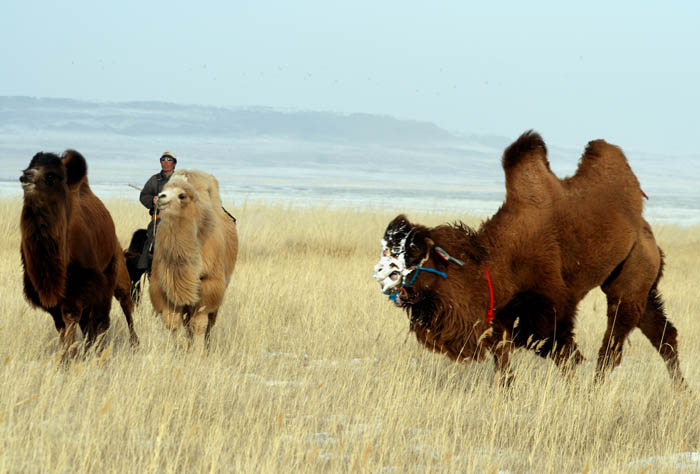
62, 150, 87, 187
386, 214, 410, 234
422, 237, 436, 263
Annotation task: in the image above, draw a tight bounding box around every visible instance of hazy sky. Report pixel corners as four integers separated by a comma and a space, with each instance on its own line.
2, 1, 699, 154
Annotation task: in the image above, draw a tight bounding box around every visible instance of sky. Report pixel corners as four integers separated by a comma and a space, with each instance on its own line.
1, 1, 699, 154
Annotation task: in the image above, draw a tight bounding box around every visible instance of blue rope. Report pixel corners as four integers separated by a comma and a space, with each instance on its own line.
385, 264, 449, 303
406, 266, 448, 287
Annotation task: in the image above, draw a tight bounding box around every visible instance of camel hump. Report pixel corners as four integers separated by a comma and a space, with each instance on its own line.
576, 139, 638, 184
502, 130, 549, 171
580, 139, 629, 167
61, 149, 88, 187
583, 139, 618, 156
501, 130, 559, 206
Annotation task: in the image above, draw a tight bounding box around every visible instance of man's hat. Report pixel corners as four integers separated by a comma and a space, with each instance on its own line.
161, 151, 177, 163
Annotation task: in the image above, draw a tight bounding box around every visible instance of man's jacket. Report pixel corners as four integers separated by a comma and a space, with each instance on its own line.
139, 171, 171, 215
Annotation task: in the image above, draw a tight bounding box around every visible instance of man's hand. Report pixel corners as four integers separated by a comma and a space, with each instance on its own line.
153, 196, 158, 205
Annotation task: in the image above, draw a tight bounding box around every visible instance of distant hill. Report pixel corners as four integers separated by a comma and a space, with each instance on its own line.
1, 96, 698, 223
0, 96, 467, 145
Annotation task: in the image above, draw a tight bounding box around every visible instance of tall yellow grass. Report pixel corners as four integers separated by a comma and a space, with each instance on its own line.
0, 198, 698, 473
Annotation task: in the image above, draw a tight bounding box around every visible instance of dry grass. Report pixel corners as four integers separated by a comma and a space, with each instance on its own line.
0, 197, 698, 473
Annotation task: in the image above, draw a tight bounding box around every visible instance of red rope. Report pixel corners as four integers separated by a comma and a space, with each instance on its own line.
485, 266, 495, 323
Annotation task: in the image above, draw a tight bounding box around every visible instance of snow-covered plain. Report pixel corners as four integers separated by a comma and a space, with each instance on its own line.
1, 97, 698, 225
628, 451, 700, 470
3, 132, 698, 226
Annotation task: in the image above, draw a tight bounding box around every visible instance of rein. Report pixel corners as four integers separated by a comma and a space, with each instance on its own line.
405, 245, 458, 288
406, 266, 447, 287
386, 246, 459, 303
150, 204, 159, 254
484, 266, 495, 324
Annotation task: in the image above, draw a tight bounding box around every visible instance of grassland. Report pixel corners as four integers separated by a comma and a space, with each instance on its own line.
0, 198, 698, 473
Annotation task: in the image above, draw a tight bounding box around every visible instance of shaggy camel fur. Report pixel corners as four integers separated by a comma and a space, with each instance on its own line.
373, 131, 686, 388
20, 151, 138, 360
149, 169, 238, 349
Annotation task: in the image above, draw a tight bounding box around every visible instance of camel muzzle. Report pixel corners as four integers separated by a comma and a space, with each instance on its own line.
19, 170, 36, 192
156, 193, 170, 210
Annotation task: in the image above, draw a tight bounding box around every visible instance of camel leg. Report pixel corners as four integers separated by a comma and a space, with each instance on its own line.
489, 327, 515, 387
188, 308, 209, 354
114, 252, 139, 347
506, 293, 584, 378
197, 272, 225, 351
638, 287, 687, 389
595, 295, 644, 382
161, 309, 183, 331
130, 279, 142, 306
549, 314, 585, 377
117, 296, 139, 347
552, 341, 585, 378
162, 308, 190, 350
48, 307, 65, 332
114, 271, 139, 347
597, 227, 668, 383
59, 310, 81, 362
84, 300, 112, 353
205, 310, 218, 349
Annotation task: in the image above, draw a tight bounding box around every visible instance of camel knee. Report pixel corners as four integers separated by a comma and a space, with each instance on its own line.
85, 315, 110, 349
599, 302, 639, 369
199, 284, 224, 312
494, 355, 515, 388
595, 338, 624, 383
60, 322, 78, 346
59, 314, 81, 361
554, 344, 584, 375
161, 311, 183, 330
490, 333, 515, 387
189, 311, 209, 337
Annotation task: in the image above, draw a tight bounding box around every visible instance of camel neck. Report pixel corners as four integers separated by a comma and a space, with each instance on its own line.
476, 234, 516, 319
21, 198, 69, 307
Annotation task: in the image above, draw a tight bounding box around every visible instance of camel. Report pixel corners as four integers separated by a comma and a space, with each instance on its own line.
124, 228, 149, 304
373, 131, 686, 388
20, 150, 139, 360
149, 169, 238, 350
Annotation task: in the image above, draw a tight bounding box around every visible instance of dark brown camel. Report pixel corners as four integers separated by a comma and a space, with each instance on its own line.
124, 228, 149, 304
373, 131, 686, 388
20, 150, 138, 360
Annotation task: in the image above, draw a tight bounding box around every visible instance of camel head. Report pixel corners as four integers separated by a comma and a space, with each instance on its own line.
373, 214, 485, 316
157, 175, 217, 244
373, 214, 447, 308
20, 150, 86, 203
156, 176, 198, 217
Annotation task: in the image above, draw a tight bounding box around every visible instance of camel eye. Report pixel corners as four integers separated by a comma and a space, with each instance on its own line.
45, 172, 57, 186
178, 193, 186, 200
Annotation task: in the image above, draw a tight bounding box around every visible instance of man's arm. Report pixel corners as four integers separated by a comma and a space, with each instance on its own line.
139, 175, 156, 211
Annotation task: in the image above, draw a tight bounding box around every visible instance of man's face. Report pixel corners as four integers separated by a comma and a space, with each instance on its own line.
160, 157, 176, 173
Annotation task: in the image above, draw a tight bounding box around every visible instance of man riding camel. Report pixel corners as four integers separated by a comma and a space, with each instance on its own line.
137, 151, 177, 270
